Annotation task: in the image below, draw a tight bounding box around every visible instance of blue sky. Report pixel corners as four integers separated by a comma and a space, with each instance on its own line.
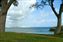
5, 0, 63, 27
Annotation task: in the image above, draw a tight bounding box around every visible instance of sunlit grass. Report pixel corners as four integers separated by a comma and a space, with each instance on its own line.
0, 32, 63, 42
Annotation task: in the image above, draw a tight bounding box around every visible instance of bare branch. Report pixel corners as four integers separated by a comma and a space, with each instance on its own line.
50, 4, 58, 17
8, 0, 16, 6
49, 0, 58, 17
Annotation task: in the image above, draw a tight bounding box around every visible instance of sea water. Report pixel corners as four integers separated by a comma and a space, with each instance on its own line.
5, 27, 54, 34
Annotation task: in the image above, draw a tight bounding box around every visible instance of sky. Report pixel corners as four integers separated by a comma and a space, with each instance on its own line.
5, 0, 63, 27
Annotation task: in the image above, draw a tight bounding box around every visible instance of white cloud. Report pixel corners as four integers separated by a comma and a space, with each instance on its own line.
6, 0, 57, 27
6, 0, 36, 27
28, 0, 36, 4
32, 18, 56, 27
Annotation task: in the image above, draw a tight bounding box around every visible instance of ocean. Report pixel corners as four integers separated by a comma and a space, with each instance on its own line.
5, 27, 54, 34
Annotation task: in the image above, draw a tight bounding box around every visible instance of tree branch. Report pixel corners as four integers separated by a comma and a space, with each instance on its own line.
8, 0, 16, 6
0, 0, 16, 16
59, 4, 63, 16
50, 3, 58, 17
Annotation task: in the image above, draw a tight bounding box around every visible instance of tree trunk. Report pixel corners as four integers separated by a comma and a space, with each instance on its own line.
0, 5, 9, 32
54, 15, 61, 35
0, 14, 6, 32
0, 0, 16, 32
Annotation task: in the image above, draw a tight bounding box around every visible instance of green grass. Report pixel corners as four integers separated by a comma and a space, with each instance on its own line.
0, 32, 63, 42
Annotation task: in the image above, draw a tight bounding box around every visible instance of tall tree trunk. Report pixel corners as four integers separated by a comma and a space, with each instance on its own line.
0, 0, 16, 32
0, 14, 7, 32
0, 5, 9, 32
54, 15, 61, 35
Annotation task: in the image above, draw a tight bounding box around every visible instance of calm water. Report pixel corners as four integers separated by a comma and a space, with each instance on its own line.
5, 27, 54, 34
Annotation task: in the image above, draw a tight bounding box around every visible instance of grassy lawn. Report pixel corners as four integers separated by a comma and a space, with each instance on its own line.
0, 32, 63, 42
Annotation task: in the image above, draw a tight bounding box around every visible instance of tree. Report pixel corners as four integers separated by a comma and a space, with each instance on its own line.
0, 0, 18, 32
32, 0, 63, 35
